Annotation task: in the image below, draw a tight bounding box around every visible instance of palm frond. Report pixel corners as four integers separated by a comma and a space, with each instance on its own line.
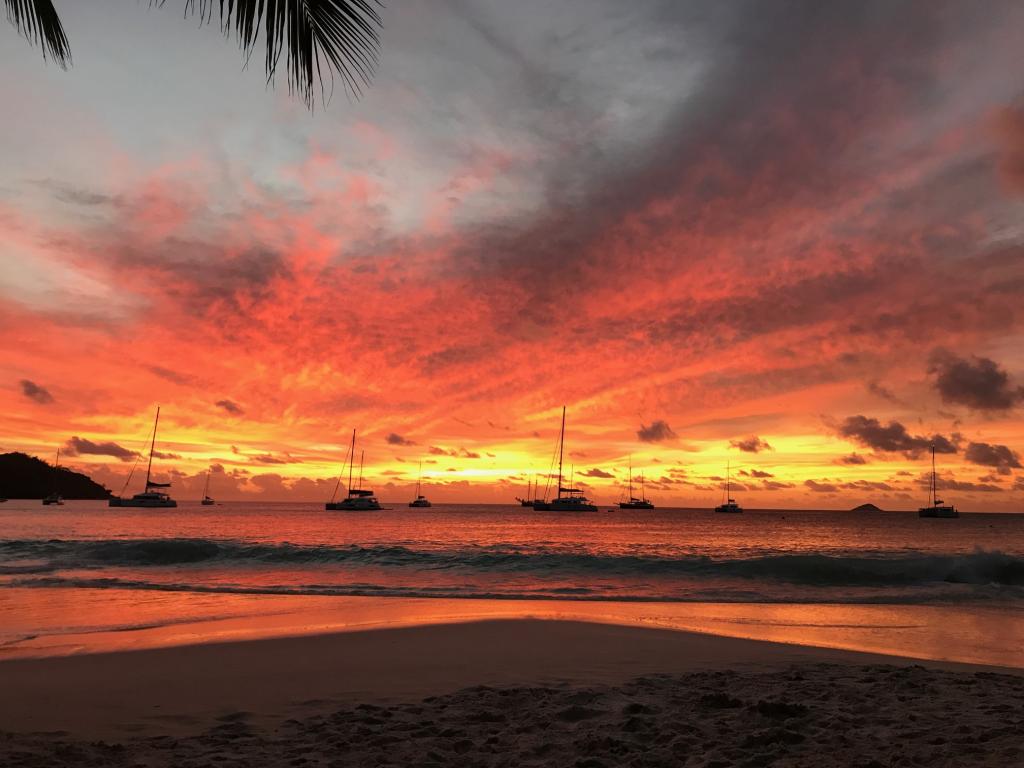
4, 0, 71, 67
179, 0, 384, 108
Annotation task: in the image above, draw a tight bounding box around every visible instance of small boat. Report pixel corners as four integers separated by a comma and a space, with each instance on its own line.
109, 407, 177, 508
409, 461, 432, 507
515, 474, 545, 507
201, 469, 215, 505
918, 445, 958, 518
619, 457, 655, 509
42, 448, 64, 505
326, 430, 381, 511
539, 407, 597, 512
714, 461, 742, 513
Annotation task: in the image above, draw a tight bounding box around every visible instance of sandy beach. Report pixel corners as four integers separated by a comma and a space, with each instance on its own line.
2, 619, 1022, 766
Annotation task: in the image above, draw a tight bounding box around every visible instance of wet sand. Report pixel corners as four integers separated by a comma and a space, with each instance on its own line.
2, 619, 1022, 766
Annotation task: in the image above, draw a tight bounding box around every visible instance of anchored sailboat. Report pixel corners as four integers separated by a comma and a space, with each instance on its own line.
109, 407, 177, 508
409, 460, 432, 507
42, 447, 64, 505
537, 407, 597, 512
619, 456, 654, 509
714, 461, 742, 513
918, 444, 958, 518
326, 430, 381, 511
515, 474, 544, 507
200, 468, 215, 505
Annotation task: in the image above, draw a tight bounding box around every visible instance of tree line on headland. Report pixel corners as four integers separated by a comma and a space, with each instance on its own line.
0, 452, 111, 500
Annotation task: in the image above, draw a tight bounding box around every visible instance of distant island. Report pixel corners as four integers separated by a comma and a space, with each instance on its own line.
0, 452, 111, 500
850, 502, 883, 512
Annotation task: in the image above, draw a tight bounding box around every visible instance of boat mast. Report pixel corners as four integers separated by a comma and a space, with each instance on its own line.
931, 444, 936, 506
347, 429, 356, 496
53, 447, 61, 494
726, 460, 730, 501
203, 469, 210, 498
641, 470, 646, 502
557, 406, 566, 499
628, 455, 633, 499
145, 407, 160, 490
358, 450, 365, 491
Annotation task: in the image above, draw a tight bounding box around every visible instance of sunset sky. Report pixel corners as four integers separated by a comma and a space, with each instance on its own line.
2, 0, 1024, 509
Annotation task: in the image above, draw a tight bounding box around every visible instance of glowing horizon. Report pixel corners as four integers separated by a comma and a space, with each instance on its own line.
2, 2, 1024, 510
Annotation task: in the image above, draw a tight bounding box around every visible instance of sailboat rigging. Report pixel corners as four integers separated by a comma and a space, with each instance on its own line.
326, 430, 381, 510
201, 468, 215, 505
409, 460, 432, 507
714, 460, 742, 513
515, 472, 545, 507
42, 447, 64, 505
619, 455, 654, 509
537, 407, 597, 512
109, 407, 177, 508
918, 444, 958, 518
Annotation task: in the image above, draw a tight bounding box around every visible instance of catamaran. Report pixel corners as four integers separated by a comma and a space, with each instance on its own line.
918, 444, 958, 518
714, 461, 742, 513
619, 456, 654, 509
42, 447, 64, 505
408, 460, 432, 507
537, 407, 597, 512
109, 407, 177, 508
326, 430, 381, 511
200, 468, 215, 505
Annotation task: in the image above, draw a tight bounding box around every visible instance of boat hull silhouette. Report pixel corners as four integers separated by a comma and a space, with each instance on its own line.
110, 492, 177, 508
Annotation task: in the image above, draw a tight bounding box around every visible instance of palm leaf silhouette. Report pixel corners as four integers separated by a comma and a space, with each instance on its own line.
4, 0, 71, 67
4, 0, 384, 108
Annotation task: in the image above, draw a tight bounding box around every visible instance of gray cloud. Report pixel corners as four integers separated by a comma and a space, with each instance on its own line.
637, 420, 677, 443
64, 436, 137, 462
215, 399, 244, 416
730, 436, 772, 453
838, 415, 958, 458
964, 441, 1021, 475
929, 351, 1023, 411
867, 381, 904, 405
19, 379, 54, 404
386, 433, 416, 446
581, 468, 614, 479
804, 479, 838, 493
251, 453, 301, 465
838, 453, 868, 465
148, 365, 194, 386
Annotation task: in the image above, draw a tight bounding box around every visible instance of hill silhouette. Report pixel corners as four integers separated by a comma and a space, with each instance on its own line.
0, 452, 111, 500
850, 502, 884, 512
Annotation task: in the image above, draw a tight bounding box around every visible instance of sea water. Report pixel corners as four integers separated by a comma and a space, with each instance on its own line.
1, 502, 1021, 664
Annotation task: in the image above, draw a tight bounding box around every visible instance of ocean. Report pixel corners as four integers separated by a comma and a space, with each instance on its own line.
2, 502, 1022, 664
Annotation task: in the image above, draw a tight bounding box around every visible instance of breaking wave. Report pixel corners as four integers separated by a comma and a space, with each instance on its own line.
1, 538, 1022, 588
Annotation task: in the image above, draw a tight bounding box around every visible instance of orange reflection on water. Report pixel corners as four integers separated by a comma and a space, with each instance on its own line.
2, 588, 1020, 668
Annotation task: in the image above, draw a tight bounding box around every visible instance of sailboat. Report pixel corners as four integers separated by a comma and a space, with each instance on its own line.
515, 474, 544, 507
714, 461, 742, 513
408, 460, 432, 507
918, 444, 958, 518
619, 457, 655, 509
326, 430, 381, 511
109, 407, 177, 508
42, 447, 64, 505
537, 407, 597, 512
200, 469, 215, 505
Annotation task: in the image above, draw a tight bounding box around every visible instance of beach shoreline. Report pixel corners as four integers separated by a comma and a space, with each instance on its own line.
2, 618, 1020, 737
